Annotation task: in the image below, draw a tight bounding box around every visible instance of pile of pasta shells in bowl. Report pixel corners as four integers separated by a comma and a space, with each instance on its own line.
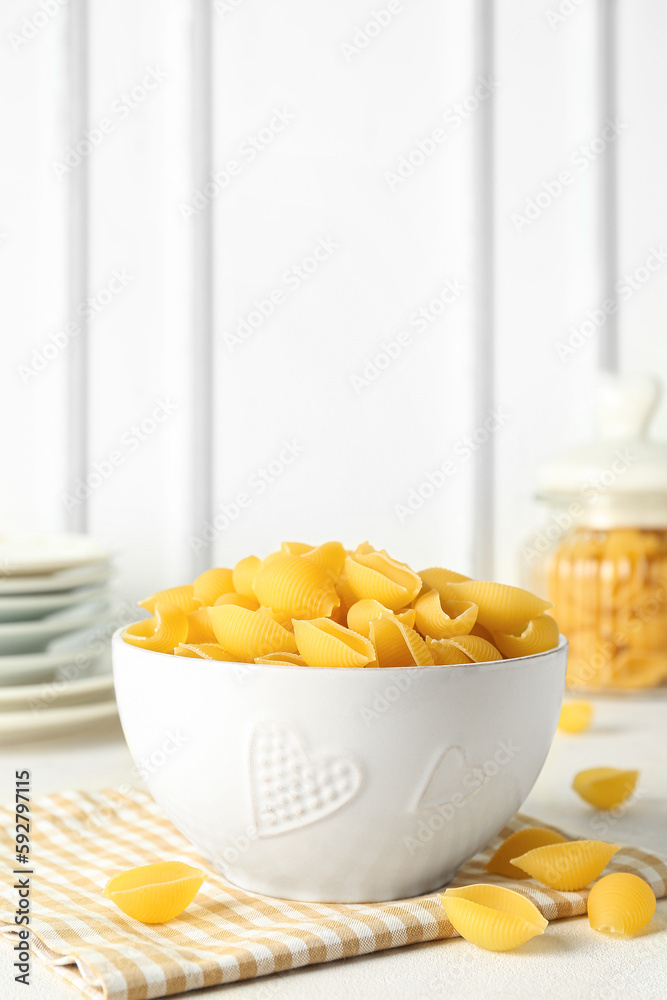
112, 541, 568, 902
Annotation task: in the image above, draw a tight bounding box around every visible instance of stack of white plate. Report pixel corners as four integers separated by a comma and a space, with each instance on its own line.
0, 533, 122, 743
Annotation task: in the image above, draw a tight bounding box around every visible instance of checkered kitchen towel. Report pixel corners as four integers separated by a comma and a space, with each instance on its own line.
1, 789, 665, 999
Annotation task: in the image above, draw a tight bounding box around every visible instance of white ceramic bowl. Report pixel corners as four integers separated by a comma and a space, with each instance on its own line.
112, 630, 567, 902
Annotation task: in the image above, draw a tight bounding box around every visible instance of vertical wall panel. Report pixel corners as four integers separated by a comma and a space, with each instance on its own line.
210, 0, 483, 573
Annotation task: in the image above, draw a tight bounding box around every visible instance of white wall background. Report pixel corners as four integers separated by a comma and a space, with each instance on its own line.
1, 0, 666, 604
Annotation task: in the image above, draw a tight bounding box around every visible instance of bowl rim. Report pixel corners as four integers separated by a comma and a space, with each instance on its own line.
112, 626, 568, 675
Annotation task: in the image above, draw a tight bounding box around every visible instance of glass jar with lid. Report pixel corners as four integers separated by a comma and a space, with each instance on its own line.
525, 374, 667, 691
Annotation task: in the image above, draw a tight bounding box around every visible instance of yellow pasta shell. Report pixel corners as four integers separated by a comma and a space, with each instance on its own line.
123, 605, 189, 654
186, 608, 218, 643
208, 605, 297, 660
418, 566, 470, 600
439, 581, 552, 632
558, 701, 594, 734
280, 541, 314, 555
138, 585, 197, 615
214, 592, 260, 611
232, 555, 261, 598
104, 861, 206, 924
486, 827, 568, 879
257, 606, 295, 631
254, 652, 307, 666
192, 567, 235, 606
426, 638, 471, 665
292, 618, 375, 667
439, 884, 548, 951
511, 840, 620, 890
174, 643, 238, 660
253, 554, 339, 618
572, 767, 639, 810
491, 614, 560, 658
344, 552, 422, 611
301, 541, 346, 581
369, 614, 433, 667
346, 599, 415, 638
441, 635, 504, 663
588, 873, 656, 935
413, 590, 478, 640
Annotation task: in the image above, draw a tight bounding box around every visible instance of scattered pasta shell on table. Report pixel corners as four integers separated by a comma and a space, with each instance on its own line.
587, 873, 656, 936
573, 767, 639, 810
438, 581, 552, 632
491, 614, 560, 658
208, 605, 298, 660
174, 643, 239, 660
192, 567, 235, 606
253, 554, 340, 619
439, 884, 548, 952
485, 827, 568, 879
511, 840, 620, 891
138, 585, 198, 615
124, 604, 189, 654
413, 590, 478, 640
344, 551, 422, 611
103, 862, 207, 924
232, 555, 262, 598
293, 618, 375, 667
558, 701, 594, 734
369, 614, 433, 667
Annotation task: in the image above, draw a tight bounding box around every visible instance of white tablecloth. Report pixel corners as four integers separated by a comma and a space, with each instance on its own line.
1, 696, 666, 1000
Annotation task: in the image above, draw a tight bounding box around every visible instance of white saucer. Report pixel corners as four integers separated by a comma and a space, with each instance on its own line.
0, 698, 119, 744
0, 641, 107, 686
0, 585, 110, 623
0, 660, 113, 712
0, 601, 113, 655
0, 561, 111, 595
0, 533, 110, 576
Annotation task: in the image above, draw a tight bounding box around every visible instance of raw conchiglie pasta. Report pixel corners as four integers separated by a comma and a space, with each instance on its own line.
293, 618, 375, 668
104, 861, 206, 924
439, 884, 548, 952
572, 767, 639, 810
254, 651, 307, 666
174, 643, 238, 660
346, 599, 415, 637
426, 638, 471, 665
443, 635, 504, 663
511, 840, 620, 890
138, 585, 197, 615
369, 615, 433, 667
214, 592, 260, 611
469, 621, 495, 643
344, 551, 421, 611
253, 554, 339, 618
232, 555, 261, 598
257, 606, 295, 631
418, 566, 470, 600
491, 614, 560, 658
186, 608, 218, 643
280, 541, 314, 555
486, 827, 568, 879
301, 541, 346, 581
440, 581, 552, 632
124, 605, 189, 654
588, 873, 656, 935
413, 590, 478, 640
208, 605, 297, 660
192, 567, 234, 606
558, 701, 593, 734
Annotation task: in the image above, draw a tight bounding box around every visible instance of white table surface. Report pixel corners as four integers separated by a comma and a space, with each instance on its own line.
1, 696, 666, 1000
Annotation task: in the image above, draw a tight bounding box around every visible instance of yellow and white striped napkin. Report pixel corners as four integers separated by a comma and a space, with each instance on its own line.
1, 788, 665, 999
